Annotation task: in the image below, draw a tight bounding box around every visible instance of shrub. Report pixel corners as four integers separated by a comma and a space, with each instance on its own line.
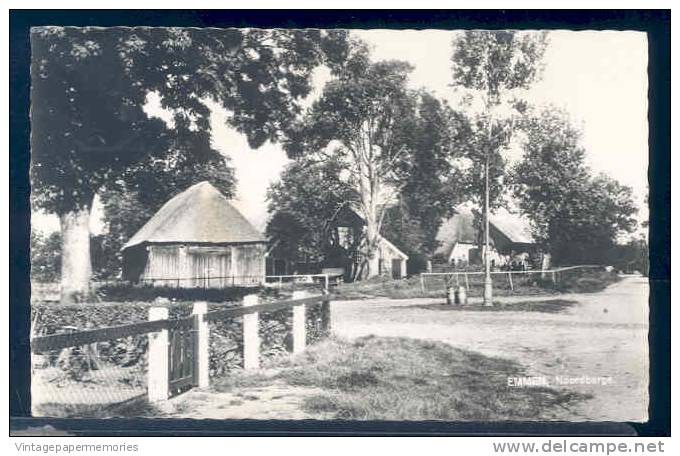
552, 268, 620, 293
406, 254, 429, 275
32, 295, 327, 381
30, 231, 61, 282
94, 283, 282, 303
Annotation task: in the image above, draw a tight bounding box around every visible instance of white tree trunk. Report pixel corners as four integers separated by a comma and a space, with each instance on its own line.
362, 192, 382, 279
59, 207, 92, 303
351, 123, 390, 280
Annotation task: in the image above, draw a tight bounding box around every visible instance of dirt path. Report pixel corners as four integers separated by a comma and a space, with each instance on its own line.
161, 378, 329, 420
332, 276, 649, 422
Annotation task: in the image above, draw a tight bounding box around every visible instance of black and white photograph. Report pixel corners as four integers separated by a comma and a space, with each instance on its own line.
10, 9, 670, 438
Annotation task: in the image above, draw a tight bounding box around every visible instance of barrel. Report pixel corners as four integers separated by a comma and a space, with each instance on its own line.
456, 286, 467, 305
455, 286, 468, 305
446, 286, 455, 305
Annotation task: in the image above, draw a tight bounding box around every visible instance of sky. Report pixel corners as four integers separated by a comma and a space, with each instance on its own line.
33, 29, 649, 236
224, 29, 649, 232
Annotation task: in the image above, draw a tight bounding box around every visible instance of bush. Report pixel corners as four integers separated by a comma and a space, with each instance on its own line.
406, 254, 429, 275
32, 301, 198, 382
94, 283, 282, 303
32, 294, 327, 381
552, 268, 620, 293
30, 231, 61, 282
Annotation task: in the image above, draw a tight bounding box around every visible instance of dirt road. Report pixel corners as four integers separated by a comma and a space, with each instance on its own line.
332, 276, 649, 422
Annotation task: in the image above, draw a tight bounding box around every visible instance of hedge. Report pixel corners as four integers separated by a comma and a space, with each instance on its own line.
32, 293, 327, 382
93, 283, 283, 303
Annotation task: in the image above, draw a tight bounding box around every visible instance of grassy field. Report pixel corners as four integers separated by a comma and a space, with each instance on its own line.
331, 268, 620, 300
210, 336, 589, 421
410, 299, 578, 314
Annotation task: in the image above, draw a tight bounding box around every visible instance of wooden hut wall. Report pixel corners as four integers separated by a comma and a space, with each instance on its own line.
377, 240, 408, 279
234, 244, 266, 285
138, 243, 266, 288
141, 245, 181, 286
187, 246, 232, 288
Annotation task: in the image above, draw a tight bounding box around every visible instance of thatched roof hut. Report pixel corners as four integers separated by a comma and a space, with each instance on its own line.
122, 181, 267, 287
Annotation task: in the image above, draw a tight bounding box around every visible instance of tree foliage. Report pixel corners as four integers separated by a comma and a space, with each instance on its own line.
606, 238, 648, 276
284, 45, 418, 276
30, 26, 349, 297
395, 92, 470, 255
266, 155, 357, 266
450, 31, 549, 246
512, 107, 638, 264
451, 31, 548, 104
31, 26, 349, 214
273, 55, 470, 274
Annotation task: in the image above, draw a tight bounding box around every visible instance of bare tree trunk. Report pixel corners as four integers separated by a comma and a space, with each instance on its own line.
351, 120, 391, 280
59, 207, 92, 303
362, 200, 382, 279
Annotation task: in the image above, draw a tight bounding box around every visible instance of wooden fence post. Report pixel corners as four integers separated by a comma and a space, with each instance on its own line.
291, 291, 307, 354
507, 272, 514, 291
192, 302, 210, 388
420, 274, 425, 293
148, 307, 169, 402
464, 273, 469, 290
242, 294, 260, 370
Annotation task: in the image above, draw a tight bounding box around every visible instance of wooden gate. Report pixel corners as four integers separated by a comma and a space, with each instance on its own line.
167, 318, 197, 397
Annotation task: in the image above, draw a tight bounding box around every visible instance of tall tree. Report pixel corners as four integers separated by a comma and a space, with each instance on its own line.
512, 107, 638, 264
451, 29, 549, 217
396, 92, 470, 256
380, 203, 428, 271
31, 27, 348, 301
451, 30, 548, 302
285, 45, 417, 278
274, 88, 468, 277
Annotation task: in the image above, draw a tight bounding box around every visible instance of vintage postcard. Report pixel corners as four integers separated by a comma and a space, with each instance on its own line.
28, 26, 650, 423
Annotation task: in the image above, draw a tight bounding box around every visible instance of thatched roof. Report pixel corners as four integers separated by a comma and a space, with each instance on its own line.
123, 181, 266, 250
435, 206, 534, 257
490, 207, 534, 245
434, 210, 478, 257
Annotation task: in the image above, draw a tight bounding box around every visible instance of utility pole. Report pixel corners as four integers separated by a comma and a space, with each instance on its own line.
483, 150, 494, 306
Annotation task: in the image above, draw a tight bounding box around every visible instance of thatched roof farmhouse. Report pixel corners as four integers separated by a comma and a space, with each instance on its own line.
435, 206, 537, 267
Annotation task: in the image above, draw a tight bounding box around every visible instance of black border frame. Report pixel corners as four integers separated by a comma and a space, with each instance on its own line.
9, 9, 671, 437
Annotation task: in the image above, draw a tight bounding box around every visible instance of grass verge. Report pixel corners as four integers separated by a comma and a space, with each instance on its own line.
412, 299, 579, 314
212, 336, 589, 421
33, 395, 161, 418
